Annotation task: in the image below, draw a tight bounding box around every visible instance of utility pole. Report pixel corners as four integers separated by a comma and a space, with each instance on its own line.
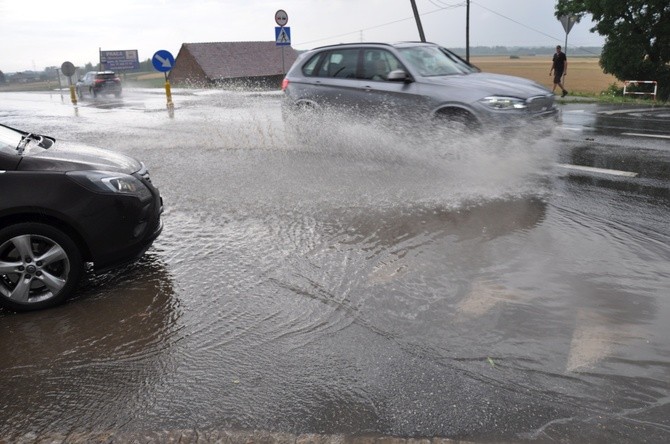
466, 0, 470, 62
410, 0, 426, 42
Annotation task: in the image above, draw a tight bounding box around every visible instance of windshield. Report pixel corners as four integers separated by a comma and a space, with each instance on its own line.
398, 46, 477, 77
0, 125, 23, 154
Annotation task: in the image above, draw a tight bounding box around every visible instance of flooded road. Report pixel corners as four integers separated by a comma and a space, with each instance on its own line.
1, 90, 669, 442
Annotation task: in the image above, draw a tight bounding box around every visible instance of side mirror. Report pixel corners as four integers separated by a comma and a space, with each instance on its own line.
387, 69, 412, 83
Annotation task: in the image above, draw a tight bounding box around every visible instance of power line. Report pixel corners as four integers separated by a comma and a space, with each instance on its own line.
470, 1, 601, 55
471, 1, 562, 42
295, 1, 600, 56
296, 2, 466, 47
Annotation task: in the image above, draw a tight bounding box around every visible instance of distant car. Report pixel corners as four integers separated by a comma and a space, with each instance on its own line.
0, 123, 163, 312
76, 71, 122, 98
282, 42, 559, 131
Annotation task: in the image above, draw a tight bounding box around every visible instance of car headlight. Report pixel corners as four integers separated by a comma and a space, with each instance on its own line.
67, 170, 152, 200
479, 96, 528, 110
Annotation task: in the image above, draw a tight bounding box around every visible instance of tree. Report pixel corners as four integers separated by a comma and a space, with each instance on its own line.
0, 70, 6, 84
556, 0, 670, 100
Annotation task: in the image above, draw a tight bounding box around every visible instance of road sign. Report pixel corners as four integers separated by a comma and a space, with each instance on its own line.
61, 61, 75, 77
152, 50, 175, 72
100, 50, 139, 71
275, 27, 291, 46
275, 9, 288, 26
559, 15, 578, 35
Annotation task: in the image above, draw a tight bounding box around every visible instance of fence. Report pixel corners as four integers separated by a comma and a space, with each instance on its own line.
623, 80, 658, 101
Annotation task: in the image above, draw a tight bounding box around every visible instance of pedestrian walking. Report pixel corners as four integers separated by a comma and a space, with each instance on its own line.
550, 45, 568, 97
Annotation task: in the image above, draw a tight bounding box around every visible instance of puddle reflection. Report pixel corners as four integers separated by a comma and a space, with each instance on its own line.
0, 253, 180, 438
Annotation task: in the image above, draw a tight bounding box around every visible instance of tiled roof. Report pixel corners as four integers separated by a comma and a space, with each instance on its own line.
182, 41, 299, 80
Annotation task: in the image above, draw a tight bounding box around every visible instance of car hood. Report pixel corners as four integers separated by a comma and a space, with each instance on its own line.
422, 72, 552, 98
17, 141, 141, 174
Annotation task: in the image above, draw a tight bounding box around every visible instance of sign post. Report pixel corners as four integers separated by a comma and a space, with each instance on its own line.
152, 50, 176, 117
61, 61, 77, 106
559, 15, 578, 86
274, 9, 290, 74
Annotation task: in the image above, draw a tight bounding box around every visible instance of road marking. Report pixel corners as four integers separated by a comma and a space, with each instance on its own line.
598, 108, 655, 115
457, 280, 526, 317
567, 321, 614, 372
567, 310, 645, 372
622, 132, 670, 140
556, 163, 638, 177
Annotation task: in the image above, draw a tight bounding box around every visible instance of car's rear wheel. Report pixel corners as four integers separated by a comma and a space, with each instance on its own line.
0, 223, 83, 312
283, 101, 320, 144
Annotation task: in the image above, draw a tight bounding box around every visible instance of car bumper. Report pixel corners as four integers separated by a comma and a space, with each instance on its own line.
93, 216, 163, 274
84, 188, 164, 273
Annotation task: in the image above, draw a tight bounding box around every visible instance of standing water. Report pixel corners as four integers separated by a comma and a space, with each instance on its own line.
0, 90, 668, 442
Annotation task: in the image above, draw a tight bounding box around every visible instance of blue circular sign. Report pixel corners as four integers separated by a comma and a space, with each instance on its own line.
152, 50, 175, 72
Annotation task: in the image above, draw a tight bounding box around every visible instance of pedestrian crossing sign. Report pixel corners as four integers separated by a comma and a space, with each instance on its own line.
275, 27, 291, 46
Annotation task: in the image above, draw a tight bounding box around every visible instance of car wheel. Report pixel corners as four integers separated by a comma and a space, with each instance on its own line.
283, 102, 319, 144
434, 109, 480, 133
91, 87, 97, 98
0, 223, 83, 312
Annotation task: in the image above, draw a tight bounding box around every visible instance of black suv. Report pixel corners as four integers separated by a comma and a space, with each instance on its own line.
0, 123, 163, 311
76, 71, 123, 98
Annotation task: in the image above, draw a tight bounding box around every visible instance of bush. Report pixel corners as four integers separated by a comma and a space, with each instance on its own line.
601, 82, 623, 97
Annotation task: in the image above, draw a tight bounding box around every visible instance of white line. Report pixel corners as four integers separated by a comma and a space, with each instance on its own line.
622, 132, 670, 140
598, 108, 654, 115
556, 163, 638, 177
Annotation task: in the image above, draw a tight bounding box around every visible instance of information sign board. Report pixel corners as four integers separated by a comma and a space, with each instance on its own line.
100, 50, 140, 71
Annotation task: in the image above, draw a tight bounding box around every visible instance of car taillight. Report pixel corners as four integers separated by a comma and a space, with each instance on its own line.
94, 79, 105, 84
281, 78, 289, 91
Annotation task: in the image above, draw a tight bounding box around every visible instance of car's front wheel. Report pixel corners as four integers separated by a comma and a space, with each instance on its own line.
434, 108, 480, 133
0, 223, 83, 312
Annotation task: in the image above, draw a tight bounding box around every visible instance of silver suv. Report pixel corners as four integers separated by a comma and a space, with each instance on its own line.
282, 42, 558, 131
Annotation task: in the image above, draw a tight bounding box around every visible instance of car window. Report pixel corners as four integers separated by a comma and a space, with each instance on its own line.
398, 46, 475, 76
0, 125, 21, 154
315, 49, 359, 79
302, 54, 323, 77
362, 49, 404, 81
97, 73, 117, 80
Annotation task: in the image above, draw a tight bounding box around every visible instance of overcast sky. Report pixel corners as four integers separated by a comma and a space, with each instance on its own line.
0, 0, 605, 73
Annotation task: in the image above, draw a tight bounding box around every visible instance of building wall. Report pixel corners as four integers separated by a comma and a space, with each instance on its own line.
213, 74, 286, 90
168, 47, 208, 86
169, 42, 299, 89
